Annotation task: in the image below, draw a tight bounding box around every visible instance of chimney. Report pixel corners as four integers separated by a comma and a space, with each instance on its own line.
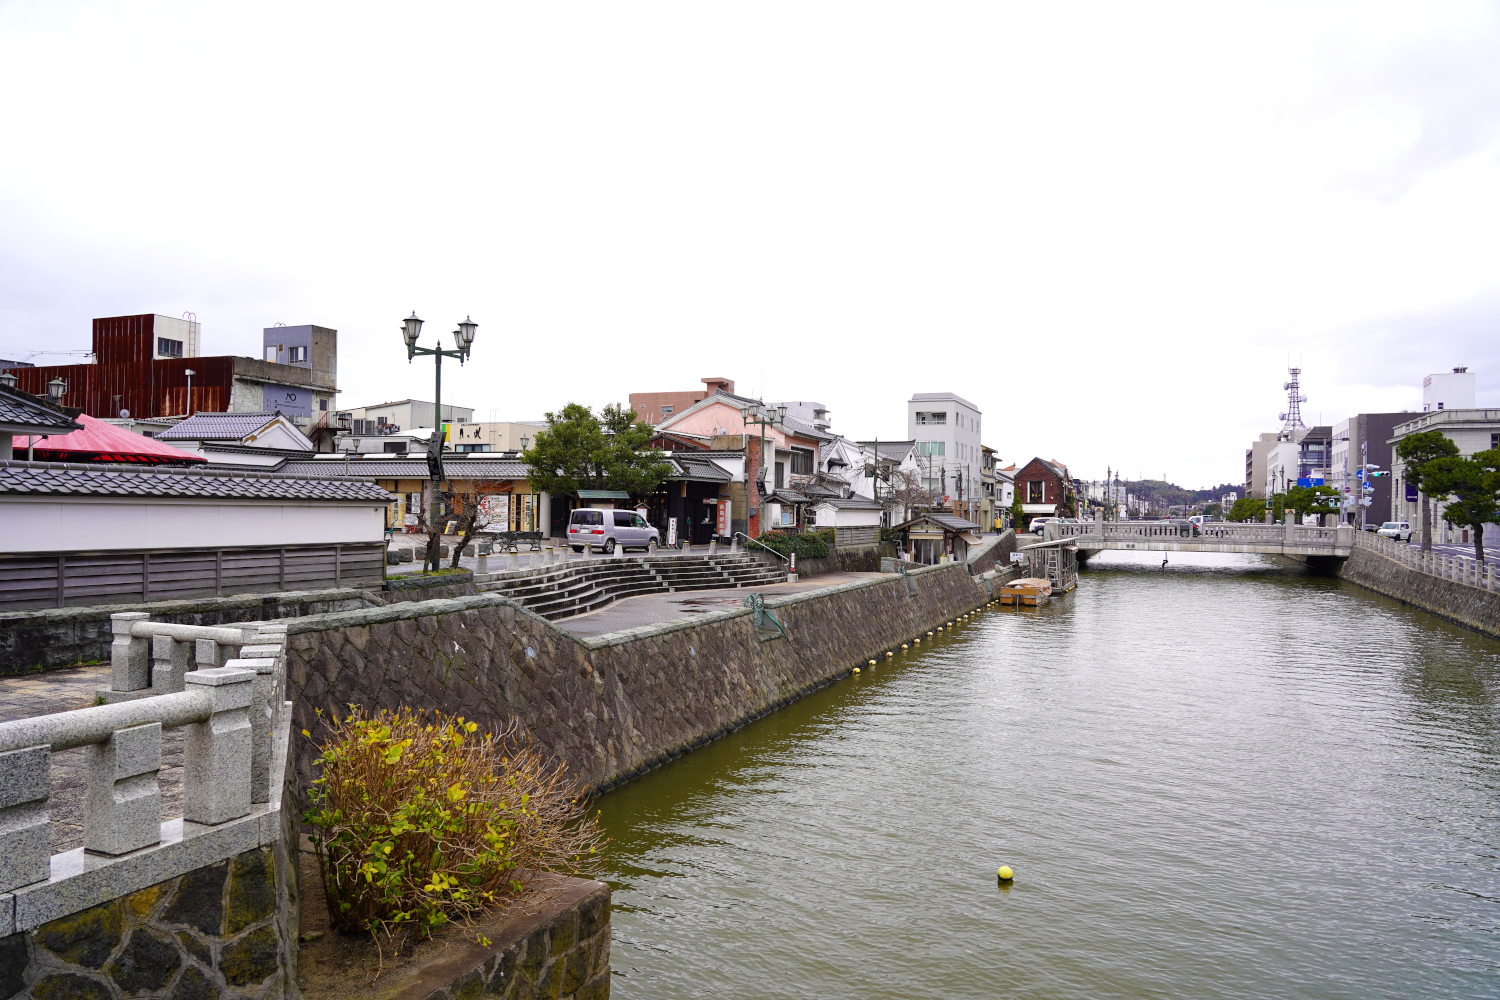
702, 377, 734, 395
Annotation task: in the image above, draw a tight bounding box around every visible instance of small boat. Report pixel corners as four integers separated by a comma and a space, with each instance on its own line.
1000, 577, 1053, 606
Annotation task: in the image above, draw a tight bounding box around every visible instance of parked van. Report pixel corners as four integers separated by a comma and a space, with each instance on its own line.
567, 508, 661, 554
1375, 521, 1412, 542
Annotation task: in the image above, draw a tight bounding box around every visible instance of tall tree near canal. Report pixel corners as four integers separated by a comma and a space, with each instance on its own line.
1395, 430, 1459, 553
522, 402, 673, 500
1420, 449, 1500, 564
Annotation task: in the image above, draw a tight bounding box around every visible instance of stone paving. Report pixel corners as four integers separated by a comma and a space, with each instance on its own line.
554, 571, 880, 637
0, 664, 185, 854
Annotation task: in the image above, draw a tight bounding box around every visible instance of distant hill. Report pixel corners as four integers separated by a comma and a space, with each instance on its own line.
1123, 480, 1241, 509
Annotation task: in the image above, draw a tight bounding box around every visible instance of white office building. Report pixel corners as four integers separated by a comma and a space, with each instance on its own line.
907, 391, 982, 521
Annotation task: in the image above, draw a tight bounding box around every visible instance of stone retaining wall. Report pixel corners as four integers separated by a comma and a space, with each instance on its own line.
1333, 543, 1500, 640
0, 589, 383, 676
966, 531, 1016, 576
747, 542, 895, 577
282, 562, 990, 795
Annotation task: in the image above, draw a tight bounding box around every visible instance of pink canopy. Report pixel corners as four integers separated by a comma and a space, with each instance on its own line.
13, 414, 207, 465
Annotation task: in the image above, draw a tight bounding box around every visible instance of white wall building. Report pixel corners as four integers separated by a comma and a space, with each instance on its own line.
907, 392, 982, 519
1422, 368, 1476, 412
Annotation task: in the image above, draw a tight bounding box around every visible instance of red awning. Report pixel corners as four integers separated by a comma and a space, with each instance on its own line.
13, 414, 207, 465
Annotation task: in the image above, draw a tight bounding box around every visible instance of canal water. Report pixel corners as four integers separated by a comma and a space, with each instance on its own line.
595, 552, 1500, 999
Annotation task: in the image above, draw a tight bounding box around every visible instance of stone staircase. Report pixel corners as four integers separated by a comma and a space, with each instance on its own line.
477, 553, 788, 622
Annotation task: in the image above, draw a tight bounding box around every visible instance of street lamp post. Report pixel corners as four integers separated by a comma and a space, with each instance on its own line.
402, 312, 478, 571
741, 402, 786, 540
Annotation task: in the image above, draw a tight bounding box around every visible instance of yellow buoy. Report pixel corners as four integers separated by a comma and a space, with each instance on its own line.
927, 631, 934, 636
901, 644, 908, 650
853, 667, 861, 674
997, 866, 1014, 881
885, 651, 893, 657
868, 659, 877, 666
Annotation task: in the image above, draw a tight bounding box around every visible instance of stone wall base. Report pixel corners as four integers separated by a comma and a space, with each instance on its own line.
1331, 544, 1500, 640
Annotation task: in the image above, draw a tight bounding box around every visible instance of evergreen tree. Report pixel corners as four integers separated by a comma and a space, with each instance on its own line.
1395, 430, 1460, 552
1420, 448, 1500, 563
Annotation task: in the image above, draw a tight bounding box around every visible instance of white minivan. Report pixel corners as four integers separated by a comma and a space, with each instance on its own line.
567, 508, 660, 554
1375, 521, 1412, 542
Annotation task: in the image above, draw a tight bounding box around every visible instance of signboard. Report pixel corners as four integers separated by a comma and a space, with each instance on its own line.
717, 499, 731, 537
480, 494, 511, 530
1406, 483, 1419, 502
1296, 478, 1325, 488
667, 517, 678, 547
262, 385, 312, 418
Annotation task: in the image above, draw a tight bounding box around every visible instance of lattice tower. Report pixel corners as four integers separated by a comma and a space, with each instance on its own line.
1279, 368, 1308, 437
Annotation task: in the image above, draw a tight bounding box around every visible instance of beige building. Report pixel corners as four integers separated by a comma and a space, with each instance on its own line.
444, 421, 548, 453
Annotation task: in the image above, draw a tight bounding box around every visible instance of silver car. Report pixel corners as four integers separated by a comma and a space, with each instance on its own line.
1375, 521, 1411, 541
567, 508, 660, 553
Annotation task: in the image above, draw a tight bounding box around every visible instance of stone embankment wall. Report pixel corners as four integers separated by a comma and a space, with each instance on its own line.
747, 542, 896, 577
966, 531, 1016, 576
0, 589, 383, 675
282, 562, 990, 795
1, 845, 299, 1000
1333, 544, 1500, 640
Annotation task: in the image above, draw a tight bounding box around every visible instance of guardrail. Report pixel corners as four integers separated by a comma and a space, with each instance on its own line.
1357, 530, 1499, 592
0, 616, 290, 930
1046, 520, 1348, 546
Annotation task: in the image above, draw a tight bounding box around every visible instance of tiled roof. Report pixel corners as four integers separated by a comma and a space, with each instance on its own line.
0, 384, 82, 434
813, 496, 884, 510
901, 511, 981, 532
278, 458, 532, 480
0, 460, 393, 502
781, 414, 833, 441
856, 440, 916, 462
670, 454, 732, 482
767, 490, 810, 504
157, 411, 282, 441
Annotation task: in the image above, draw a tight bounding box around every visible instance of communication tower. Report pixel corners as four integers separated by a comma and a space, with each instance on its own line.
1278, 368, 1307, 438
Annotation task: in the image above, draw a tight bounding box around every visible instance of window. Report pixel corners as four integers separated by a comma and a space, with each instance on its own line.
1028, 481, 1045, 503
1492, 433, 1500, 449
790, 449, 814, 475
287, 346, 309, 363
781, 510, 794, 526
776, 461, 785, 488
915, 441, 945, 457
661, 405, 673, 415
455, 443, 491, 453
571, 510, 604, 526
318, 398, 328, 411
613, 511, 635, 527
383, 441, 407, 453
157, 337, 184, 358
915, 411, 947, 426
264, 345, 280, 362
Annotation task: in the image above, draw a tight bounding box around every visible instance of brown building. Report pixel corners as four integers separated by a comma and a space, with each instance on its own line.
630, 377, 735, 425
1014, 456, 1075, 521
4, 314, 339, 443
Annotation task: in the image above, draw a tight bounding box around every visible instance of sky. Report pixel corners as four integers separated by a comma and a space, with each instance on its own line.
2, 1, 1499, 488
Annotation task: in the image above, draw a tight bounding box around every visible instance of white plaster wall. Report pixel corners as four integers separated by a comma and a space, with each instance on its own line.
815, 506, 882, 527
0, 498, 387, 553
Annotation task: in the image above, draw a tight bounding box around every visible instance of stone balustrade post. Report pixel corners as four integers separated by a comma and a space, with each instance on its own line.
731, 537, 740, 554
151, 634, 191, 693
84, 722, 162, 856
476, 553, 489, 575
110, 612, 151, 693
224, 658, 277, 804
182, 667, 254, 826
508, 550, 520, 570
710, 538, 718, 555
0, 744, 51, 893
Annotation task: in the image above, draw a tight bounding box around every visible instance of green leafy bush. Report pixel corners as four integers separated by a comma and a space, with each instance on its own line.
880, 526, 900, 544
757, 528, 833, 559
303, 707, 605, 951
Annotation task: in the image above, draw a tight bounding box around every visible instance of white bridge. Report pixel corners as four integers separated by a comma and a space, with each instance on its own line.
1029, 516, 1355, 558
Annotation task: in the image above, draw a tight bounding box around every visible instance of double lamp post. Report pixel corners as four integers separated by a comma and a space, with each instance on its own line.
402, 312, 478, 571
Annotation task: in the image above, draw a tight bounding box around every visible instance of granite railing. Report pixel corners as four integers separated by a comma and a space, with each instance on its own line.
1047, 519, 1349, 547
1357, 530, 1499, 592
0, 618, 291, 934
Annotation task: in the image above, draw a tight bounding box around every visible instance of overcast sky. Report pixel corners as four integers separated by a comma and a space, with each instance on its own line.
3, 1, 1498, 487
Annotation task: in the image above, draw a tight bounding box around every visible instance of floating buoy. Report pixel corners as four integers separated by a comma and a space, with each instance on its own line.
901, 644, 908, 650
997, 866, 1014, 881
927, 631, 934, 636
853, 667, 861, 674
868, 659, 877, 666
885, 651, 893, 658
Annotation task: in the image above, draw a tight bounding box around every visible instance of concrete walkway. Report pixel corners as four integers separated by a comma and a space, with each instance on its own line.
554, 571, 880, 638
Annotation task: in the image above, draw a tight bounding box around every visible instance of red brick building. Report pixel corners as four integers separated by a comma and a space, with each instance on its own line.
629, 377, 735, 425
1015, 456, 1076, 520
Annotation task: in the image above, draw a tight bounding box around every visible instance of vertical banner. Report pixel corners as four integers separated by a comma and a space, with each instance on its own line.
716, 499, 730, 537
667, 517, 679, 547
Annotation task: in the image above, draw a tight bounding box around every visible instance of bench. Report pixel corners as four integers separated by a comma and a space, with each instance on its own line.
486, 530, 545, 552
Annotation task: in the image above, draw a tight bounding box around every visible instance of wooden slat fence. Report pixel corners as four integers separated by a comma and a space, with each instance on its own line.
0, 542, 386, 611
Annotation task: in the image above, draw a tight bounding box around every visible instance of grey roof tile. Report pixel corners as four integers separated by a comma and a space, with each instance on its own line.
277, 458, 532, 480
0, 460, 392, 502
157, 411, 283, 440
0, 385, 83, 434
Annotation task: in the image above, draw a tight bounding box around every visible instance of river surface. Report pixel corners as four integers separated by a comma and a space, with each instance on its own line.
595, 552, 1500, 999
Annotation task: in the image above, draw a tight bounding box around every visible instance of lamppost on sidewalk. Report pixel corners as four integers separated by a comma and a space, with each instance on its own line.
402, 312, 478, 571
741, 402, 786, 539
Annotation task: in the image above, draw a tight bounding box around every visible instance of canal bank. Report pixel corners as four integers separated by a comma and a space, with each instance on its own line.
1328, 540, 1500, 640
595, 550, 1500, 999
281, 561, 994, 795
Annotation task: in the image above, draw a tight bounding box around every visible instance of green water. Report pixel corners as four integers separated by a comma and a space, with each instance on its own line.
595, 552, 1500, 998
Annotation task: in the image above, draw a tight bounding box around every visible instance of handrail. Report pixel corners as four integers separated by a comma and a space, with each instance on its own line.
734, 531, 790, 562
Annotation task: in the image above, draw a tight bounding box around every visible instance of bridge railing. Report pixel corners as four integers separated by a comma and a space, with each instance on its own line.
0, 616, 291, 930
1047, 520, 1341, 546
1357, 530, 1499, 592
